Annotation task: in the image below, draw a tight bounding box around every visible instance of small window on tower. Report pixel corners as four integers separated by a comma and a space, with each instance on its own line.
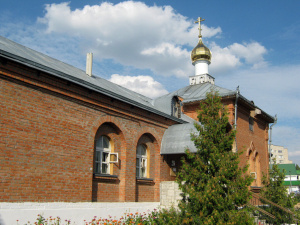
171, 97, 181, 118
249, 116, 254, 131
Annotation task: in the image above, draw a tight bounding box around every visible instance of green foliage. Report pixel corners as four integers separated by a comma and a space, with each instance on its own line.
261, 164, 296, 224
150, 207, 183, 225
294, 192, 300, 203
296, 164, 300, 170
176, 91, 254, 224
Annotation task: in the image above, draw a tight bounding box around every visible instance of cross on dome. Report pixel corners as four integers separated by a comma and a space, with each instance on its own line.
195, 17, 205, 38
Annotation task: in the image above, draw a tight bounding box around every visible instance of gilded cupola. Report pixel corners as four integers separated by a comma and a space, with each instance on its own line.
191, 17, 212, 64
189, 17, 215, 86
191, 38, 211, 64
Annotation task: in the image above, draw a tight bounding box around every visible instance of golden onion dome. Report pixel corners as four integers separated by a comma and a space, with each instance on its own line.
191, 38, 211, 64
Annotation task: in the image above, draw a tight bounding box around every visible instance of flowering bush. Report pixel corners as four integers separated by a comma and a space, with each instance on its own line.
18, 214, 69, 225
18, 208, 182, 225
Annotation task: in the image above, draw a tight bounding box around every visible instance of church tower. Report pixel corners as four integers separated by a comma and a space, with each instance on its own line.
189, 17, 215, 85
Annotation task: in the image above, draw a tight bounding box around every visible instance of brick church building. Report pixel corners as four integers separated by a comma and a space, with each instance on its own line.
0, 19, 274, 203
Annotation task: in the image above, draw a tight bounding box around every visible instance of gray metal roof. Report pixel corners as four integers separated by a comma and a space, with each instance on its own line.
180, 83, 236, 103
0, 36, 185, 123
161, 123, 199, 154
153, 83, 235, 115
154, 82, 274, 123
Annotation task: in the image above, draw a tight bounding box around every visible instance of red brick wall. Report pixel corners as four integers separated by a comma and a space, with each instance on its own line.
136, 182, 155, 202
0, 59, 177, 202
92, 178, 120, 202
236, 105, 269, 187
1, 78, 94, 202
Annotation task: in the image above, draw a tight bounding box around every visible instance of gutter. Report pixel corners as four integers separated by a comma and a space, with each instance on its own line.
234, 86, 240, 152
269, 114, 277, 166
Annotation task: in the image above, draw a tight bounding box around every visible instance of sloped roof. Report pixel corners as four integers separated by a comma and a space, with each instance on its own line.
153, 83, 234, 115
0, 36, 185, 123
277, 164, 297, 175
153, 82, 274, 123
161, 122, 199, 154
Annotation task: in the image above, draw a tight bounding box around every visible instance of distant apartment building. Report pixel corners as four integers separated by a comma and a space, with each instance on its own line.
269, 144, 292, 164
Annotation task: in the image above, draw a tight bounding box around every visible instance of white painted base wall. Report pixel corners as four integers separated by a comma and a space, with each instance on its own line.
0, 202, 160, 225
160, 181, 182, 208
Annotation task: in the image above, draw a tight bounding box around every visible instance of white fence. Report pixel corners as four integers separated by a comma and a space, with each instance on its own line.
0, 202, 160, 225
0, 181, 180, 225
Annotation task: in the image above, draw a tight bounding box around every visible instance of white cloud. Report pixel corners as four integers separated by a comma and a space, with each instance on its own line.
202, 25, 222, 38
210, 43, 241, 74
0, 1, 270, 79
141, 42, 187, 57
37, 1, 221, 78
209, 41, 268, 74
228, 42, 268, 68
34, 1, 269, 78
109, 74, 168, 98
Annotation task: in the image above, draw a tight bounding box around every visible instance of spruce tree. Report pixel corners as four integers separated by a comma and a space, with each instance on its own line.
177, 91, 254, 224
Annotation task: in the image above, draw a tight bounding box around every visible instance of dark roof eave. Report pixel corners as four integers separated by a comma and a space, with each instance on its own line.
238, 94, 275, 123
160, 152, 188, 155
0, 49, 186, 124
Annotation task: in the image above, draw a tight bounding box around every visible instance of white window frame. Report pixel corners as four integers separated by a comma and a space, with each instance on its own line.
136, 144, 147, 178
250, 172, 257, 179
109, 153, 118, 163
95, 136, 111, 175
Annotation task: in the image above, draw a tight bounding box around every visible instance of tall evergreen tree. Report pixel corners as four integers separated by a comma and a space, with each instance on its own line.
177, 91, 254, 224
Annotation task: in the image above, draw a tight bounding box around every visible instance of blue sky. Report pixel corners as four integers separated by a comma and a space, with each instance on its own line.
1, 1, 300, 164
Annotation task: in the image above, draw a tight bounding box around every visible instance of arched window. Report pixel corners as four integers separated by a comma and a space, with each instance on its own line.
95, 136, 111, 174
136, 144, 147, 178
